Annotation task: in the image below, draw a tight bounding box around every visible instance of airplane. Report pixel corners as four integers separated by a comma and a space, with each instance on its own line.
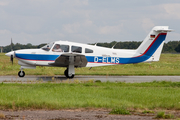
5, 26, 172, 78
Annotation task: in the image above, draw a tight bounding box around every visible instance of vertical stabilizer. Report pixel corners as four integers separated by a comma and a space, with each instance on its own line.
136, 26, 172, 61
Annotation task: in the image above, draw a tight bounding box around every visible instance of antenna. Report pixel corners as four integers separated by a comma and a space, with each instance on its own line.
111, 42, 118, 49
11, 38, 13, 51
94, 42, 98, 46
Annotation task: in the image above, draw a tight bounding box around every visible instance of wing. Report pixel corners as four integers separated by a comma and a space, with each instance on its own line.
48, 53, 88, 67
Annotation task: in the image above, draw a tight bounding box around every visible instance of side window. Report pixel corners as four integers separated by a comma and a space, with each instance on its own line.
60, 45, 69, 52
71, 46, 82, 53
85, 48, 93, 53
52, 44, 62, 52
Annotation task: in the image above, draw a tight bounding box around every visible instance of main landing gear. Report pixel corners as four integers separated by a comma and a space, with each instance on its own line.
64, 65, 75, 79
64, 68, 74, 78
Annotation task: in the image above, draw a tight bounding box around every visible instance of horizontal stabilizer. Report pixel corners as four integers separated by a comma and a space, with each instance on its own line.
154, 27, 173, 32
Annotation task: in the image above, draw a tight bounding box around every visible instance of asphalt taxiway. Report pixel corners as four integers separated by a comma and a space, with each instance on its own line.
0, 75, 180, 83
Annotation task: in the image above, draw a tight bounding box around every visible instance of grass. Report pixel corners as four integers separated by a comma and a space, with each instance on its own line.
142, 110, 154, 114
0, 81, 180, 110
1, 53, 180, 76
109, 106, 131, 115
155, 111, 175, 119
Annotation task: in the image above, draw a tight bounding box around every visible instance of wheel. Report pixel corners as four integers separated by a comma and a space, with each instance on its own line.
18, 71, 25, 77
64, 69, 74, 79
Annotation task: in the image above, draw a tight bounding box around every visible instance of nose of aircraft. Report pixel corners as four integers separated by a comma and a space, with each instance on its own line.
5, 51, 15, 57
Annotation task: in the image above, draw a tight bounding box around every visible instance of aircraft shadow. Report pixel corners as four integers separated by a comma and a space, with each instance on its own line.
35, 75, 97, 82
36, 76, 71, 82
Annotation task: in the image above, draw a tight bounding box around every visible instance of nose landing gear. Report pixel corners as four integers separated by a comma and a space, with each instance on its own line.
18, 67, 25, 77
18, 70, 25, 77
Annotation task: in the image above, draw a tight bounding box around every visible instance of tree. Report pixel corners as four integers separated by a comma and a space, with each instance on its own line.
175, 44, 180, 52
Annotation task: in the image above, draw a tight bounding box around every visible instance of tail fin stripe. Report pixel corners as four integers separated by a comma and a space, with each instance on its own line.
135, 33, 167, 58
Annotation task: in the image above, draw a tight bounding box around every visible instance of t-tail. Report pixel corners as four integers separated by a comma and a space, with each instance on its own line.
136, 26, 172, 62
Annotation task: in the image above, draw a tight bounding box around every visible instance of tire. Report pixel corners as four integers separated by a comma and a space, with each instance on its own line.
18, 71, 25, 77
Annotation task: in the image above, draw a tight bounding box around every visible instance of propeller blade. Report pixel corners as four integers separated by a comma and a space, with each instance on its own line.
11, 54, 13, 65
10, 38, 14, 65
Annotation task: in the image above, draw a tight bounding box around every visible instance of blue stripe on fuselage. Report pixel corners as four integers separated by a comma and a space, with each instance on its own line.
86, 55, 150, 64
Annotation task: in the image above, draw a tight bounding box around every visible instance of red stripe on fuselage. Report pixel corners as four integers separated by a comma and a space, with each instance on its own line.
88, 62, 122, 65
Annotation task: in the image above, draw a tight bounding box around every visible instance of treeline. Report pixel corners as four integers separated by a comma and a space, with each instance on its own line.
1, 43, 46, 53
1, 41, 180, 53
95, 41, 180, 53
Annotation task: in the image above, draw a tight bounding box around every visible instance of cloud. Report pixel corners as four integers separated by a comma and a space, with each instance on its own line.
0, 1, 9, 6
63, 23, 80, 34
144, 3, 180, 20
63, 0, 88, 6
0, 0, 179, 46
97, 25, 123, 35
163, 3, 180, 19
62, 19, 93, 34
0, 29, 10, 34
142, 18, 155, 33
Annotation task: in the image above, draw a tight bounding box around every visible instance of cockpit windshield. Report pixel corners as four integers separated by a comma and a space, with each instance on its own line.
41, 42, 54, 51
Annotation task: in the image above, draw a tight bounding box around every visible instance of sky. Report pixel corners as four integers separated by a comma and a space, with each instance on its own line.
0, 0, 180, 46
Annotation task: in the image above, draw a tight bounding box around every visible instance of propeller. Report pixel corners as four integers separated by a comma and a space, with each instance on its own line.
5, 38, 15, 65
